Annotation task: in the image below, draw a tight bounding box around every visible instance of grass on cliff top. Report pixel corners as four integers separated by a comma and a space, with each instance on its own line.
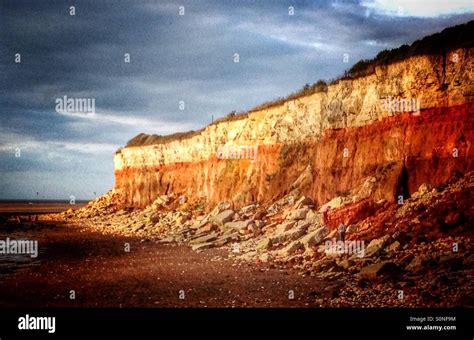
336, 20, 474, 82
125, 20, 473, 148
125, 131, 203, 147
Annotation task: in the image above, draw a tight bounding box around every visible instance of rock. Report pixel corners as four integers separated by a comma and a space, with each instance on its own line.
175, 213, 191, 224
300, 226, 328, 249
192, 215, 210, 229
285, 208, 309, 221
294, 196, 314, 209
324, 283, 343, 298
313, 259, 338, 272
197, 224, 214, 234
275, 221, 296, 235
240, 250, 257, 261
210, 210, 235, 226
213, 235, 235, 247
385, 241, 401, 253
296, 220, 310, 229
357, 262, 400, 280
225, 219, 254, 231
405, 254, 430, 272
259, 253, 272, 262
247, 223, 260, 235
148, 214, 160, 224
319, 196, 346, 212
305, 210, 320, 224
191, 242, 215, 251
444, 211, 460, 226
279, 241, 303, 257
270, 226, 307, 245
337, 259, 353, 270
240, 204, 256, 215
256, 237, 272, 250
346, 224, 358, 234
189, 232, 218, 245
413, 183, 432, 197
132, 223, 146, 232
158, 236, 174, 243
463, 253, 474, 268
365, 235, 391, 257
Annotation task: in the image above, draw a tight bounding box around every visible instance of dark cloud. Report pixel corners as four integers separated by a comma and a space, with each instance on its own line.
0, 0, 472, 199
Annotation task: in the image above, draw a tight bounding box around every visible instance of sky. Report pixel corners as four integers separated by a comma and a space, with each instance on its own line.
0, 0, 473, 200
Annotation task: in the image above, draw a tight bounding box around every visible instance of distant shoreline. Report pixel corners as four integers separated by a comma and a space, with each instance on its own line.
0, 201, 88, 215
0, 199, 90, 203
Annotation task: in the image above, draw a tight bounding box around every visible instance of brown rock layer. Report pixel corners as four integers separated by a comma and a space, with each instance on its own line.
115, 103, 473, 209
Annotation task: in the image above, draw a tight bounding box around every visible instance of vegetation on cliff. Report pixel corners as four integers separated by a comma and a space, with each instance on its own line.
125, 21, 473, 148
341, 20, 474, 80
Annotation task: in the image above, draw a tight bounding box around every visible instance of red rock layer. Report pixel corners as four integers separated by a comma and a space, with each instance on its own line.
115, 103, 473, 209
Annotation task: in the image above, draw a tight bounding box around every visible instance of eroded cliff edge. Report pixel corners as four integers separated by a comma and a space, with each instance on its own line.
114, 46, 473, 209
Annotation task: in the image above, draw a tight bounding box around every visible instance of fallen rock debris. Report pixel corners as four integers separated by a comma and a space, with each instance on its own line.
52, 171, 473, 307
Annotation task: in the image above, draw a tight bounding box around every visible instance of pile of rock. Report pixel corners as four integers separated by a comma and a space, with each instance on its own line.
70, 189, 125, 219
67, 170, 473, 306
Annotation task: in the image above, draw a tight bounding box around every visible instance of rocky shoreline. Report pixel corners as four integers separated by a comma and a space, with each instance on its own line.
51, 171, 474, 307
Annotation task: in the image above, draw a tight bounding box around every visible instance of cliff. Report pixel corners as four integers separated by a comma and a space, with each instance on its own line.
114, 38, 473, 209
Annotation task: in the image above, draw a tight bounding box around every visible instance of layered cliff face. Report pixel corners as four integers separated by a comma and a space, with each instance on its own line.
114, 47, 473, 209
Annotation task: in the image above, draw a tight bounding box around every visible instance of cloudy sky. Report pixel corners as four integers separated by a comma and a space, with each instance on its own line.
0, 0, 472, 200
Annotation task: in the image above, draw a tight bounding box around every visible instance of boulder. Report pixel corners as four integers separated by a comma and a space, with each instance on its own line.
171, 213, 189, 225
218, 201, 232, 211
189, 232, 218, 245
304, 210, 320, 224
239, 204, 256, 215
275, 221, 296, 235
385, 241, 401, 253
148, 214, 160, 224
296, 220, 310, 229
412, 183, 432, 198
405, 254, 430, 272
213, 233, 239, 247
225, 219, 254, 231
211, 201, 232, 215
192, 215, 210, 229
247, 223, 260, 235
319, 196, 346, 212
210, 210, 235, 226
191, 242, 215, 251
259, 253, 272, 262
357, 261, 400, 280
132, 223, 146, 232
270, 225, 307, 245
256, 237, 272, 250
197, 224, 214, 234
444, 211, 460, 226
365, 235, 391, 257
286, 208, 309, 221
337, 258, 353, 270
279, 241, 304, 257
294, 196, 314, 209
300, 226, 329, 249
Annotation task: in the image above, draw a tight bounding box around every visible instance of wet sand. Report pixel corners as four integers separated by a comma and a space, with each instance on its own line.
0, 209, 328, 308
